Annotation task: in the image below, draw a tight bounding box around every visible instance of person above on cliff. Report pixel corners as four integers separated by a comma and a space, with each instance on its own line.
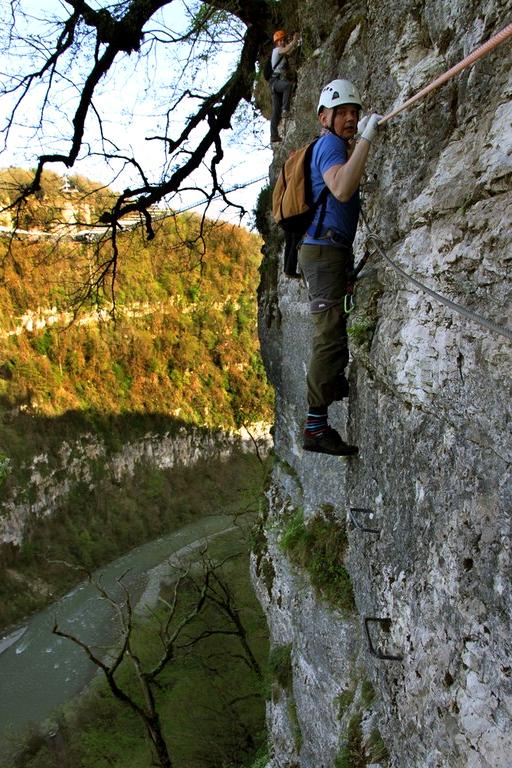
298, 78, 383, 456
269, 29, 301, 144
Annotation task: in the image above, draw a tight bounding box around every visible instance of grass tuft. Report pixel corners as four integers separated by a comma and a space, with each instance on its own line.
280, 511, 355, 613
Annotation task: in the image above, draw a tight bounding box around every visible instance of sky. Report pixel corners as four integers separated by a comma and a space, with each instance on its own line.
0, 0, 273, 229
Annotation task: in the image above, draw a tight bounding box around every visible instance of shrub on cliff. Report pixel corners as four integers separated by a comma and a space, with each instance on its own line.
280, 510, 355, 613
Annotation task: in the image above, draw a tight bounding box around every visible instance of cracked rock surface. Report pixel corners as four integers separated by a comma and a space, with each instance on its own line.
256, 0, 512, 765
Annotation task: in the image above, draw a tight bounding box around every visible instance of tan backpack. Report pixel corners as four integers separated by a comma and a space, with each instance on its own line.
272, 137, 328, 275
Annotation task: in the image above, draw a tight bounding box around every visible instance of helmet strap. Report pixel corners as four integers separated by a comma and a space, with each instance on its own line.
328, 106, 340, 135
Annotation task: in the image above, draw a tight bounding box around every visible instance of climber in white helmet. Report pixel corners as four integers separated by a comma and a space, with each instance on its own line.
299, 78, 383, 456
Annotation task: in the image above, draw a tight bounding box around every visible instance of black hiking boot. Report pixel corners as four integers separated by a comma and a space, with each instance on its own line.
303, 427, 358, 457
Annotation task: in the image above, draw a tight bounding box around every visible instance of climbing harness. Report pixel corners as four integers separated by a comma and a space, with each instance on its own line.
378, 22, 512, 126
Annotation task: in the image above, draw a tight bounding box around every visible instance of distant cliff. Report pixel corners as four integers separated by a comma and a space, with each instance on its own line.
255, 1, 512, 766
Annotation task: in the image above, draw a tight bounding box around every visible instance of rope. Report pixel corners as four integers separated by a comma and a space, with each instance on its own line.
360, 224, 512, 342
358, 22, 512, 341
379, 22, 512, 125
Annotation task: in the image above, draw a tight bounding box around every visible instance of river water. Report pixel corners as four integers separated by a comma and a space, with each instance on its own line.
0, 514, 232, 748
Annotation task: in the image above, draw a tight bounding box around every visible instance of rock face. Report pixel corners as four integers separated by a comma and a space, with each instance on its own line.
255, 2, 512, 766
0, 424, 269, 546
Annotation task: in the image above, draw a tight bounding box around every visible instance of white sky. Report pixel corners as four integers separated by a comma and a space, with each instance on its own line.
0, 0, 273, 228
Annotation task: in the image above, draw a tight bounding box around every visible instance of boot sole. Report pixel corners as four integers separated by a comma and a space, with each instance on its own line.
303, 444, 358, 457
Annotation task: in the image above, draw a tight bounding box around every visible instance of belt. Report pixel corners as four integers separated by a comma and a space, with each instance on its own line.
318, 229, 351, 247
313, 229, 352, 253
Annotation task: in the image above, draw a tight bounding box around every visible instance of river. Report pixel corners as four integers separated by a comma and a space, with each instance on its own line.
0, 514, 233, 749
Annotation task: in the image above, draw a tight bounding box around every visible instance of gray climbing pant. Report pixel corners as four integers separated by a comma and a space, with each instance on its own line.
298, 242, 353, 408
270, 77, 293, 139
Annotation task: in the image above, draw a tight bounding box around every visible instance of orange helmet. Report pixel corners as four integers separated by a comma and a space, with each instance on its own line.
273, 30, 287, 43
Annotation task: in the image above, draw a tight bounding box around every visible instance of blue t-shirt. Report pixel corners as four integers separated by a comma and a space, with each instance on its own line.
303, 132, 360, 247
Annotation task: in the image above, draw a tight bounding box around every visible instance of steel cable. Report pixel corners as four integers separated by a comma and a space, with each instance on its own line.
361, 227, 512, 342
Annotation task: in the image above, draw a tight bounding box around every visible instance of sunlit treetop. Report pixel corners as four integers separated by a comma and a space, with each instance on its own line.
0, 0, 288, 299
0, 0, 274, 211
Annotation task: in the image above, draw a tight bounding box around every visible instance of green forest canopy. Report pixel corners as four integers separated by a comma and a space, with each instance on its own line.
0, 167, 272, 429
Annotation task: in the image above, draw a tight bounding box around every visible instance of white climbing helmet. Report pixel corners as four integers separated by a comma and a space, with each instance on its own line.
317, 79, 362, 114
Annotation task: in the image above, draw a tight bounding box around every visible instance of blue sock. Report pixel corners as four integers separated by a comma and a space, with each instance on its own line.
305, 412, 328, 436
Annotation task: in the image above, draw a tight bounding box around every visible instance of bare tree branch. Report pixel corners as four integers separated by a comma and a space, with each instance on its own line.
51, 547, 263, 766
0, 0, 281, 302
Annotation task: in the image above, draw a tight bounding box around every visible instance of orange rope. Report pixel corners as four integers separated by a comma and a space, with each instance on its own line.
379, 22, 512, 125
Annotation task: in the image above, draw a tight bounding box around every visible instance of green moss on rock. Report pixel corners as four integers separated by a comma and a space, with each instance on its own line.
280, 510, 355, 613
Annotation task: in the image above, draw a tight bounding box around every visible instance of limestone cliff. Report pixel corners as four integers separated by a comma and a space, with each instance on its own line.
254, 1, 512, 766
0, 424, 267, 547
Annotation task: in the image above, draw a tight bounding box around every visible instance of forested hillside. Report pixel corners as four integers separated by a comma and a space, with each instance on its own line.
0, 169, 272, 629
0, 167, 272, 429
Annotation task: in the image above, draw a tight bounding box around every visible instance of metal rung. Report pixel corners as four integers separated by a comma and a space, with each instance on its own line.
364, 617, 403, 661
349, 507, 380, 534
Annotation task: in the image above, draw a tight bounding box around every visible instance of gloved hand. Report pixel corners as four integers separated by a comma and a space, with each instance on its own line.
357, 113, 383, 143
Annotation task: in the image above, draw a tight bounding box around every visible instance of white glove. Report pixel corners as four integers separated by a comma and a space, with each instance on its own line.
358, 113, 383, 143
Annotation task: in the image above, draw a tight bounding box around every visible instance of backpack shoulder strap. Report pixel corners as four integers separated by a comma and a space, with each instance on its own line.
306, 135, 330, 237
312, 186, 329, 238
271, 53, 283, 76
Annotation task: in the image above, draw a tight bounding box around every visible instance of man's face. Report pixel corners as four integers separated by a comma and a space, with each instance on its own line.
320, 105, 359, 139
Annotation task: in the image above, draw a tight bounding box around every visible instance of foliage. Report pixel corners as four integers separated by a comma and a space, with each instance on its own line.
360, 679, 376, 709
0, 448, 265, 630
335, 716, 389, 768
335, 712, 365, 768
346, 317, 375, 347
287, 699, 303, 753
335, 686, 356, 720
267, 643, 302, 754
0, 452, 10, 488
4, 528, 269, 768
254, 184, 273, 240
347, 287, 383, 350
279, 510, 355, 613
268, 643, 293, 692
0, 172, 274, 626
367, 729, 389, 764
280, 509, 306, 551
335, 681, 389, 768
0, 170, 273, 430
247, 745, 269, 768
